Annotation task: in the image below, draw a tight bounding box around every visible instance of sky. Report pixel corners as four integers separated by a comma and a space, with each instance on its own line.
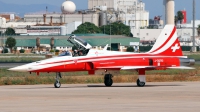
0, 0, 199, 22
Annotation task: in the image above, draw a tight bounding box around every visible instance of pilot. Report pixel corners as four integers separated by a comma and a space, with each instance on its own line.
59, 50, 71, 56
64, 50, 71, 56
73, 49, 78, 56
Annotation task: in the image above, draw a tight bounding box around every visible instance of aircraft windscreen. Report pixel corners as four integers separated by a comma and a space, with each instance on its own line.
75, 36, 88, 46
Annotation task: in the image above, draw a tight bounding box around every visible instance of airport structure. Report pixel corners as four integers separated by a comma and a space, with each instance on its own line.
88, 0, 149, 29
0, 35, 140, 53
0, 0, 149, 36
0, 0, 200, 51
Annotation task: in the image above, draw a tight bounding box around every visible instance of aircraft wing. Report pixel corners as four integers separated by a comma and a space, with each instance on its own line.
97, 66, 155, 70
97, 66, 195, 70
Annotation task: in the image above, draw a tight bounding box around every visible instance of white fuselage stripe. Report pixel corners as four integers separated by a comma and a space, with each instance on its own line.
29, 55, 186, 71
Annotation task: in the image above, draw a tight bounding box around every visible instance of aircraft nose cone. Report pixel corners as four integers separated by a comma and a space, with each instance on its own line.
8, 66, 27, 72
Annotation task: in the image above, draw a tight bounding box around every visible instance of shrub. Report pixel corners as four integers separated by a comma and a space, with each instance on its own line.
6, 37, 16, 51
50, 49, 54, 52
55, 49, 59, 52
126, 46, 134, 52
19, 49, 25, 53
14, 46, 17, 51
1, 48, 8, 53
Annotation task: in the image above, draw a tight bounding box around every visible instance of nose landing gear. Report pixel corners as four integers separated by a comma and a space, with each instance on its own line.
136, 79, 145, 87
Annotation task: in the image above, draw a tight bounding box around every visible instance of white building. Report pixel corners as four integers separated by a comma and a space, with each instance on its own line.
178, 20, 200, 28
88, 0, 149, 29
66, 21, 82, 34
24, 13, 99, 27
88, 0, 144, 12
131, 28, 198, 41
131, 19, 200, 41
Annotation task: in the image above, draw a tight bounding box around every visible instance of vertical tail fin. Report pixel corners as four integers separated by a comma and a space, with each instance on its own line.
148, 25, 183, 56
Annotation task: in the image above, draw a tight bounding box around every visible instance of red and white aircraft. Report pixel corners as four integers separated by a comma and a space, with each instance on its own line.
9, 25, 195, 88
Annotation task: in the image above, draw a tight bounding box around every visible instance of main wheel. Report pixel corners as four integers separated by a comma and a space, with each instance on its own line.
54, 81, 61, 88
104, 79, 113, 87
104, 74, 113, 87
137, 79, 145, 87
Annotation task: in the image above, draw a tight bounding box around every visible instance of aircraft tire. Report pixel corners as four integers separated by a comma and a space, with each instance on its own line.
54, 81, 61, 88
104, 74, 113, 87
104, 79, 113, 87
137, 79, 145, 87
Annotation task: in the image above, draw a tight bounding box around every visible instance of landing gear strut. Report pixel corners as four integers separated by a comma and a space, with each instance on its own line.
54, 72, 62, 88
104, 74, 113, 87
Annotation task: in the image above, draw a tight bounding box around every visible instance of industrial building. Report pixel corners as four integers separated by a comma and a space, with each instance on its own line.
88, 0, 149, 29
132, 0, 200, 48
0, 1, 99, 36
0, 0, 149, 36
23, 0, 149, 29
0, 13, 21, 22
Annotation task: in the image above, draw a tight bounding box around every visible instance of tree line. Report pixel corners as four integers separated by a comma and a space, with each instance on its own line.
72, 22, 132, 37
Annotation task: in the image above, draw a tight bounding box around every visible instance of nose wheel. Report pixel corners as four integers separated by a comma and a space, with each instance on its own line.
136, 79, 145, 87
104, 74, 113, 87
54, 81, 61, 88
54, 72, 62, 88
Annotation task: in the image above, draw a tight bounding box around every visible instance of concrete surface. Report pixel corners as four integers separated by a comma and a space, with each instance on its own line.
0, 63, 28, 68
0, 82, 200, 112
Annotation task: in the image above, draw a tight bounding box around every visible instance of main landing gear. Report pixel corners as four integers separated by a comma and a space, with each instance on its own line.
103, 72, 146, 87
54, 72, 62, 88
136, 69, 146, 87
104, 74, 113, 87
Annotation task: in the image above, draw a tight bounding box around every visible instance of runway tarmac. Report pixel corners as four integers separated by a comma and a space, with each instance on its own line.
0, 82, 200, 112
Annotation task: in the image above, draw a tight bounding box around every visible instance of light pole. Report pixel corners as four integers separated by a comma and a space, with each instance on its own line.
0, 32, 1, 47
110, 24, 111, 50
104, 25, 105, 34
134, 1, 136, 29
139, 0, 142, 39
82, 10, 85, 24
109, 15, 113, 51
192, 0, 196, 52
3, 30, 5, 53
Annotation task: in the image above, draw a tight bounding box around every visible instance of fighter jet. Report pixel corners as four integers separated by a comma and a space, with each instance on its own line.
9, 25, 195, 88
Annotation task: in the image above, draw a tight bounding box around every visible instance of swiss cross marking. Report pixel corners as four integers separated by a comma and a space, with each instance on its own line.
171, 44, 180, 52
95, 51, 98, 56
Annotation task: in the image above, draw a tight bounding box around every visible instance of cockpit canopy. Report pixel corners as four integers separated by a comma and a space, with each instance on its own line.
68, 35, 92, 50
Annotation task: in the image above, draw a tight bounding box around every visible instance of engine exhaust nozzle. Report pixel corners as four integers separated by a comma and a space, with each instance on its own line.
179, 58, 195, 66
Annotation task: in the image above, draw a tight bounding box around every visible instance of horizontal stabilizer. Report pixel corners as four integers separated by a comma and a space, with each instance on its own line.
167, 66, 195, 69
